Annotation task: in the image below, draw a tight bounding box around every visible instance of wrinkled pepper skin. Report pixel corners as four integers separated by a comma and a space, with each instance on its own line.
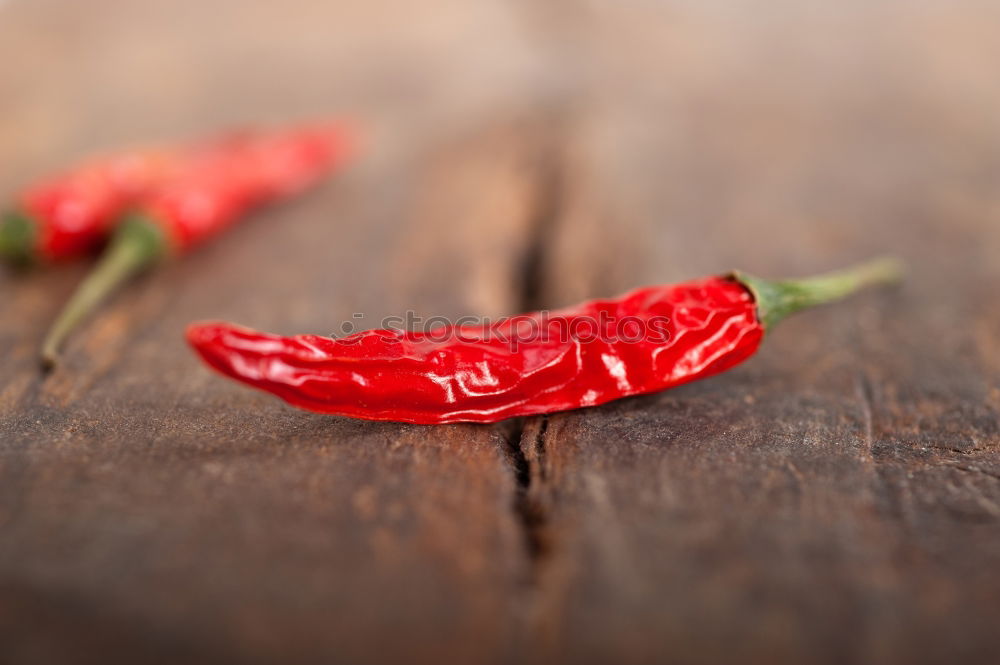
8, 149, 180, 261
187, 277, 763, 424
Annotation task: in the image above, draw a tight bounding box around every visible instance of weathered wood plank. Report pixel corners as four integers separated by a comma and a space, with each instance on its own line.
0, 117, 552, 664
0, 1, 556, 659
527, 2, 1000, 664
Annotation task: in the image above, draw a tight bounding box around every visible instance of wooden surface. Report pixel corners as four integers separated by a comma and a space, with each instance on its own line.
2, 1, 999, 663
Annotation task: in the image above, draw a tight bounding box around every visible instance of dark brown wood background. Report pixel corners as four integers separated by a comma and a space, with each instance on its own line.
2, 1, 999, 663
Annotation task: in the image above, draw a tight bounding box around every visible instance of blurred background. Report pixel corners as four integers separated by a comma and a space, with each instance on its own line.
2, 0, 998, 308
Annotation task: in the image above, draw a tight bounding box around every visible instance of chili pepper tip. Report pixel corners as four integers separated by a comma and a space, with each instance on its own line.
185, 322, 227, 351
39, 215, 167, 368
186, 322, 263, 386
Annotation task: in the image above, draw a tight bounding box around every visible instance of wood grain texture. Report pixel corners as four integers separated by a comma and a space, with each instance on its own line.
0, 123, 551, 665
0, 127, 549, 665
2, 0, 1000, 663
526, 3, 1000, 664
0, 1, 554, 657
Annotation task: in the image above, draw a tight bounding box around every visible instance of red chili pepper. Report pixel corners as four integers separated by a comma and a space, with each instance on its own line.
136, 123, 352, 251
39, 121, 354, 367
0, 148, 182, 263
186, 258, 902, 424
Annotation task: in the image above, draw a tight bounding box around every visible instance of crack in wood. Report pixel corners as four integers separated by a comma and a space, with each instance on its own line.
500, 123, 563, 581
504, 416, 553, 582
516, 126, 563, 314
854, 371, 877, 459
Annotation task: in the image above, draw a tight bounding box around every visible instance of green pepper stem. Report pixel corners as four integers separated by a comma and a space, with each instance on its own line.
0, 210, 39, 266
40, 215, 167, 369
733, 256, 904, 330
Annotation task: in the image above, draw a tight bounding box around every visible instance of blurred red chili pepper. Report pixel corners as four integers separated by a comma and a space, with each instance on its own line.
0, 147, 182, 263
186, 258, 901, 424
39, 120, 355, 366
139, 122, 353, 251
